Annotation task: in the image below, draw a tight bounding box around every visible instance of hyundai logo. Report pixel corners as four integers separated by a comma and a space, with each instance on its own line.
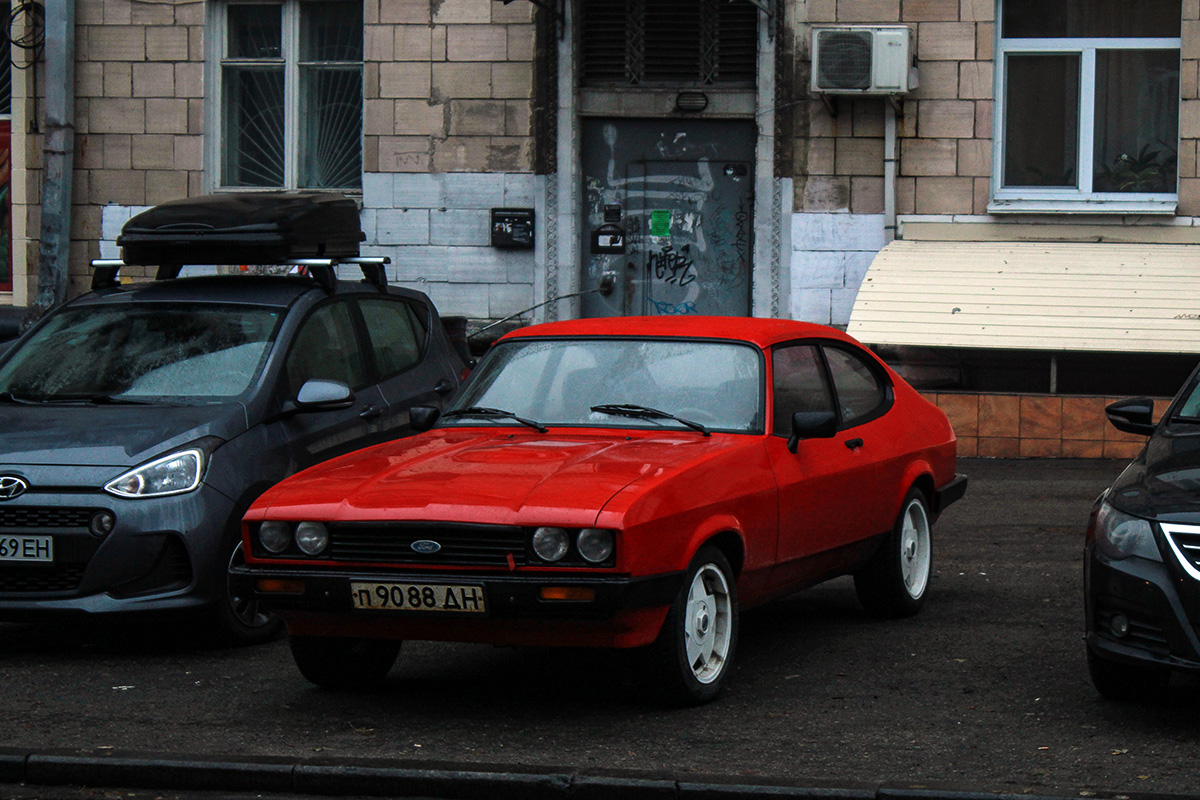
411, 539, 442, 554
0, 476, 28, 501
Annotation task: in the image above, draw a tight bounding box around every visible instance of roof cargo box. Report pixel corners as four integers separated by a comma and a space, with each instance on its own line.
117, 191, 365, 266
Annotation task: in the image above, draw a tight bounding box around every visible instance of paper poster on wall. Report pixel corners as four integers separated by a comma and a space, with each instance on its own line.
649, 209, 671, 237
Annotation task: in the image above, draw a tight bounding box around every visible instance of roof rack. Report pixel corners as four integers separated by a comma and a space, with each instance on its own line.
88, 257, 392, 294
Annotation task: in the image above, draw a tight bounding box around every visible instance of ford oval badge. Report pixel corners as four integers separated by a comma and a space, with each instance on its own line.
411, 539, 441, 554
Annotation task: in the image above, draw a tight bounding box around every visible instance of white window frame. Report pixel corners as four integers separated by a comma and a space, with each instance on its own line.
990, 18, 1181, 214
205, 0, 363, 192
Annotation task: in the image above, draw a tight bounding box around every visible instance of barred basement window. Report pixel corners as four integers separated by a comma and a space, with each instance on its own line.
581, 0, 758, 87
214, 0, 363, 190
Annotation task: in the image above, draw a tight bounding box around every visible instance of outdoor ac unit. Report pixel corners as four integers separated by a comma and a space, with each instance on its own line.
811, 25, 917, 95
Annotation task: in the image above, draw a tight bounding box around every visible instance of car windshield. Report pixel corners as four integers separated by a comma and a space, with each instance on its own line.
1173, 378, 1200, 423
0, 302, 282, 403
445, 338, 763, 433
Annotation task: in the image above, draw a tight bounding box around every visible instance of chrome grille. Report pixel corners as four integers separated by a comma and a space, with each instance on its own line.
327, 523, 528, 567
1161, 523, 1200, 581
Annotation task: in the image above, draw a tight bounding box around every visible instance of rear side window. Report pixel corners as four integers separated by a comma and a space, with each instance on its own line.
771, 344, 834, 437
358, 297, 425, 378
825, 346, 889, 427
284, 301, 367, 395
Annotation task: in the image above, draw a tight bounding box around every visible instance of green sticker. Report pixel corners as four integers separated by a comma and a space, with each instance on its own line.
649, 209, 672, 237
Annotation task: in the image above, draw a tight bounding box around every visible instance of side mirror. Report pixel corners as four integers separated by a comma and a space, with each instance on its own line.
787, 409, 838, 453
410, 405, 441, 432
1106, 397, 1155, 437
294, 379, 354, 410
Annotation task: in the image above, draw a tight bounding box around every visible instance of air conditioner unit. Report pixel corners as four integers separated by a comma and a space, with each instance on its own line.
811, 25, 917, 95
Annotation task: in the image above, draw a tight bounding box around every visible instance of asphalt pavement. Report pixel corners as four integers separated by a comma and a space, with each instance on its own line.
3, 457, 1199, 800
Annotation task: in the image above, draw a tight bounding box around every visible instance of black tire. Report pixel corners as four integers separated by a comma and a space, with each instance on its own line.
1086, 647, 1169, 702
289, 635, 402, 690
213, 534, 283, 646
646, 546, 738, 707
855, 488, 933, 619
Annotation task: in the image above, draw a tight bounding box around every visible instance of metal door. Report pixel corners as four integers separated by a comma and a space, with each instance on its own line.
581, 119, 755, 318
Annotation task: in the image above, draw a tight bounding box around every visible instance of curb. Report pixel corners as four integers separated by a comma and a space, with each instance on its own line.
0, 749, 1190, 800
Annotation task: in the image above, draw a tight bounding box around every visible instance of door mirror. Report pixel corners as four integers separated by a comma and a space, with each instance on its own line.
410, 405, 441, 432
294, 379, 354, 410
787, 410, 838, 453
1106, 397, 1155, 436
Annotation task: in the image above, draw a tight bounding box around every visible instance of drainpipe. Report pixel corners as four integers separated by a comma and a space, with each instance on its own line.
36, 0, 75, 312
883, 102, 897, 244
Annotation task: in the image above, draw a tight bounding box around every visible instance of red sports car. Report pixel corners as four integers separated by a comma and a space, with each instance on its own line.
233, 317, 966, 705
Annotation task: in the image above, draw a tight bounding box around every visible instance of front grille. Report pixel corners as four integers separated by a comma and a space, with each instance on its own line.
328, 522, 528, 568
0, 507, 105, 594
1163, 523, 1200, 579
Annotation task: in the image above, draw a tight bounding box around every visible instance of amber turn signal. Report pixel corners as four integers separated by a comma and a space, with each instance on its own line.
256, 578, 305, 594
539, 586, 596, 602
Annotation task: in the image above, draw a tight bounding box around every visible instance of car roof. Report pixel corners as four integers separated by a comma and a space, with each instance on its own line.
499, 316, 865, 349
69, 275, 427, 310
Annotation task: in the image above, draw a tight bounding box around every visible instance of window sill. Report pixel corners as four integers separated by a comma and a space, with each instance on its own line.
988, 196, 1178, 215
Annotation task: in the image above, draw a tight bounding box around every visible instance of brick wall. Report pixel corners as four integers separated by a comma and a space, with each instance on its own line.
925, 392, 1168, 459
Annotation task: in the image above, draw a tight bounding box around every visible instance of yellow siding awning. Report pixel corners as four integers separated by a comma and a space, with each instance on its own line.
847, 240, 1200, 354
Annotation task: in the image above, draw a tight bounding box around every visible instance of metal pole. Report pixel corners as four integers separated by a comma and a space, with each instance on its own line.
36, 0, 75, 311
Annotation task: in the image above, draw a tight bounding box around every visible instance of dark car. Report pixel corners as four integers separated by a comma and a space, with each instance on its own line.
0, 193, 466, 644
1085, 375, 1200, 699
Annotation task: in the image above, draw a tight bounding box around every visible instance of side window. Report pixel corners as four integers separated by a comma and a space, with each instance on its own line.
771, 344, 833, 437
283, 301, 367, 396
358, 297, 425, 378
824, 346, 889, 427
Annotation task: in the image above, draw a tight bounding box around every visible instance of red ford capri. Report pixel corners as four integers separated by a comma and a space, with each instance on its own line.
232, 316, 966, 705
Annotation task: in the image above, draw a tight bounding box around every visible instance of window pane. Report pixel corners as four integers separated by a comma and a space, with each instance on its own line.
1002, 0, 1180, 39
285, 302, 367, 395
825, 348, 886, 426
359, 298, 423, 377
301, 1, 363, 62
1093, 50, 1179, 193
1004, 54, 1079, 188
227, 5, 282, 59
222, 66, 285, 187
299, 67, 363, 188
771, 345, 831, 438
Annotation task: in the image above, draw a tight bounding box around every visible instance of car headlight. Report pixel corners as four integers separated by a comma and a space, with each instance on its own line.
532, 527, 570, 562
104, 449, 204, 498
577, 528, 614, 563
295, 521, 330, 556
1093, 501, 1161, 562
258, 521, 292, 554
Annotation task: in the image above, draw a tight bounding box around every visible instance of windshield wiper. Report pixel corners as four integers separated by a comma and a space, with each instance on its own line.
590, 403, 711, 436
0, 391, 43, 404
87, 395, 156, 406
442, 406, 548, 433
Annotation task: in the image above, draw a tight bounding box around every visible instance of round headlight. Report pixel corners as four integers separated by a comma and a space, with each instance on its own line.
577, 528, 614, 563
532, 527, 570, 562
258, 521, 291, 554
295, 521, 330, 556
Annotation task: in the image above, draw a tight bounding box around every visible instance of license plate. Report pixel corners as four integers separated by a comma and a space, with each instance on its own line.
350, 581, 486, 614
0, 535, 53, 563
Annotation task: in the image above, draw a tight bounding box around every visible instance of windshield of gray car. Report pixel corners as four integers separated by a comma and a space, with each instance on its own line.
444, 338, 764, 433
0, 302, 283, 403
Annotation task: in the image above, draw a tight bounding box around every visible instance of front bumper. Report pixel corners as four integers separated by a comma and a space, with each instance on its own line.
0, 486, 233, 620
1084, 543, 1200, 673
230, 564, 684, 647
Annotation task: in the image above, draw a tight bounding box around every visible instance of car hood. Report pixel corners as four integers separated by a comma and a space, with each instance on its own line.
0, 402, 248, 467
1108, 431, 1200, 524
249, 428, 743, 526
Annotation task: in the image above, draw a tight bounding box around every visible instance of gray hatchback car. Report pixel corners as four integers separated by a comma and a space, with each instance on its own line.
0, 193, 466, 643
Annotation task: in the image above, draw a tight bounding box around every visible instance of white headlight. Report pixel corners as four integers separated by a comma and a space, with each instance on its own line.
258, 521, 292, 554
532, 527, 570, 562
1094, 502, 1161, 562
104, 449, 204, 498
295, 521, 330, 556
577, 528, 614, 563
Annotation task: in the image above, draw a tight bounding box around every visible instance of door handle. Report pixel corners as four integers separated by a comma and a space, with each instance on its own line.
844, 437, 864, 450
433, 378, 455, 396
359, 405, 383, 420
